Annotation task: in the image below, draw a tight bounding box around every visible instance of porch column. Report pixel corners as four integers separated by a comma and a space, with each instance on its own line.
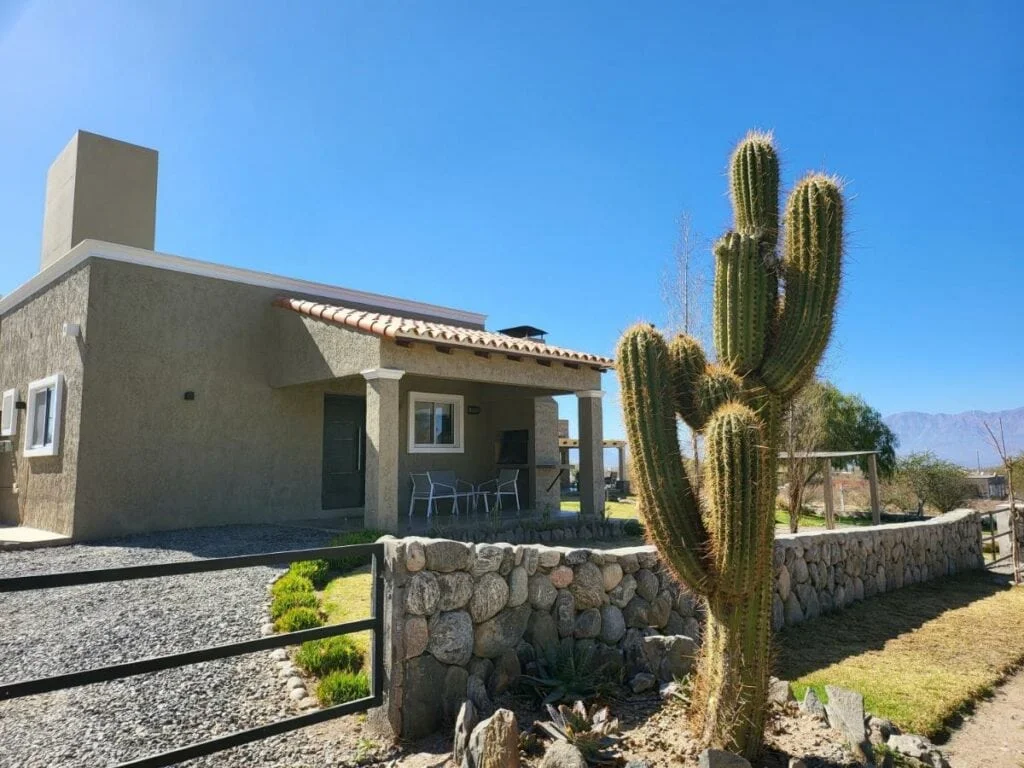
577, 390, 605, 518
617, 445, 626, 486
362, 368, 405, 533
823, 458, 835, 529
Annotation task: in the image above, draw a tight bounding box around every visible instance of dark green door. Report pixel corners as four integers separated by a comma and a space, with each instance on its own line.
322, 395, 366, 510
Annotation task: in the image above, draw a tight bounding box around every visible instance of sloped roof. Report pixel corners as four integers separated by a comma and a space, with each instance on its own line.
274, 297, 615, 370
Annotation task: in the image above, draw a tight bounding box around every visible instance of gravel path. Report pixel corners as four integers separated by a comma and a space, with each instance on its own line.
0, 525, 372, 767
942, 669, 1024, 768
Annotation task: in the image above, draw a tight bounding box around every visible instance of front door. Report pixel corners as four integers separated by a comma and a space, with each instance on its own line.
322, 395, 366, 510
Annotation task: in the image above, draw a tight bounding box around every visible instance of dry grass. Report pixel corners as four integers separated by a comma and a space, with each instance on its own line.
776, 572, 1024, 738
321, 565, 373, 656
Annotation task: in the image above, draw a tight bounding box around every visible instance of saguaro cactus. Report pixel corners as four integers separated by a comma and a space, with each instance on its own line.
617, 132, 843, 758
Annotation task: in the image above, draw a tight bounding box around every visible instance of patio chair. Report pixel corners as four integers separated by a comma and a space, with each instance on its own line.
478, 468, 520, 512
407, 471, 473, 517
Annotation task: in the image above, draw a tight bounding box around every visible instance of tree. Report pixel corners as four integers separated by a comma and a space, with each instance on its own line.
897, 452, 973, 513
983, 420, 1020, 584
781, 380, 899, 531
618, 132, 844, 758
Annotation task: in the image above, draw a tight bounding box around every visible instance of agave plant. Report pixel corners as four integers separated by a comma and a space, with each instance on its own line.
538, 701, 621, 765
521, 642, 618, 704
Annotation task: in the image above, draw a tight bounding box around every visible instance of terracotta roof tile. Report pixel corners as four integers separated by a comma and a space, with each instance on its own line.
274, 297, 614, 369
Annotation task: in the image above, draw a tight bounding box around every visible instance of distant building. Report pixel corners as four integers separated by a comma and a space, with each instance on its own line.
966, 472, 1007, 499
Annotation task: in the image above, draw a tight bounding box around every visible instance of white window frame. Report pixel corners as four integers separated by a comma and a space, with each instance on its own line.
24, 374, 64, 458
407, 391, 464, 454
0, 389, 15, 437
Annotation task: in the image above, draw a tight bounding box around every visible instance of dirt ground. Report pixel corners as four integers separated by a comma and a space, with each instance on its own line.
941, 670, 1024, 768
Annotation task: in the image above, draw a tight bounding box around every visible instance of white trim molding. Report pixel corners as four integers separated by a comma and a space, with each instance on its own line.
576, 390, 606, 399
407, 391, 464, 454
23, 373, 64, 458
0, 239, 488, 328
0, 389, 16, 437
361, 368, 406, 381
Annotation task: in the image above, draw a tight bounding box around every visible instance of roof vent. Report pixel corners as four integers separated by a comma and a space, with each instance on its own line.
497, 325, 547, 341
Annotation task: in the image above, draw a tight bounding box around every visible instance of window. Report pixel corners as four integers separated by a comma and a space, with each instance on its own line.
408, 391, 464, 453
24, 374, 64, 458
0, 389, 15, 437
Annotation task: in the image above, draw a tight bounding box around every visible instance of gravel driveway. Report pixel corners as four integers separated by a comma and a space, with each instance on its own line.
0, 524, 370, 767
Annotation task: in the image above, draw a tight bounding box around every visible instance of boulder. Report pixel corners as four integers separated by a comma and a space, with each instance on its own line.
574, 608, 602, 639
565, 548, 590, 565
630, 672, 656, 693
407, 571, 441, 616
426, 540, 472, 572
474, 604, 532, 658
648, 592, 672, 628
618, 552, 639, 573
463, 708, 519, 768
437, 571, 475, 611
623, 628, 649, 676
526, 610, 559, 653
569, 562, 605, 609
867, 715, 895, 746
453, 699, 478, 767
642, 635, 697, 682
776, 564, 791, 601
886, 734, 948, 768
539, 742, 587, 768
429, 611, 475, 665
550, 566, 574, 588
507, 566, 528, 607
469, 656, 495, 682
697, 750, 751, 768
470, 573, 510, 623
623, 596, 651, 628
443, 665, 470, 722
768, 677, 793, 705
601, 562, 624, 591
518, 546, 539, 575
403, 654, 446, 738
467, 674, 493, 718
635, 569, 659, 602
472, 544, 505, 577
783, 592, 803, 625
489, 648, 521, 696
406, 540, 426, 572
555, 590, 577, 637
824, 685, 872, 764
405, 616, 429, 659
608, 574, 637, 608
599, 604, 626, 644
538, 549, 561, 568
528, 574, 558, 611
800, 688, 826, 719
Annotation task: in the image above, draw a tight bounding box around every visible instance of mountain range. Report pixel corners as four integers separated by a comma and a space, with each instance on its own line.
884, 407, 1024, 468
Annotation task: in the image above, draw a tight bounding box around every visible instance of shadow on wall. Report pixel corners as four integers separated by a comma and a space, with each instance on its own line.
775, 572, 1008, 680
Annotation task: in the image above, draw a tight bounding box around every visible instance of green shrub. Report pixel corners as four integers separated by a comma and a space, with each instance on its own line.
274, 606, 323, 633
294, 635, 364, 677
327, 530, 387, 573
316, 669, 370, 706
622, 519, 645, 537
271, 573, 315, 598
270, 590, 318, 620
289, 559, 330, 589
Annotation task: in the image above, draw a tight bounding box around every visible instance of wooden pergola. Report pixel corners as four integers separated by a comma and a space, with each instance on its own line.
778, 449, 882, 527
560, 438, 627, 488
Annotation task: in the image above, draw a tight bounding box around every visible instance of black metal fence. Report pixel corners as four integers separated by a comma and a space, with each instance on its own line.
0, 542, 386, 767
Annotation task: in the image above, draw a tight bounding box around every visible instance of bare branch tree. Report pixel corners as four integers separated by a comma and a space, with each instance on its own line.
983, 418, 1021, 584
782, 383, 828, 532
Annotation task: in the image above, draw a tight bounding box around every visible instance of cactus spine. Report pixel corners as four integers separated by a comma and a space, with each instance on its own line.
617, 131, 843, 758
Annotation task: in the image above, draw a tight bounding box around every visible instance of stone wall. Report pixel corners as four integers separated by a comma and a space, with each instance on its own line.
374, 511, 984, 739
772, 510, 983, 628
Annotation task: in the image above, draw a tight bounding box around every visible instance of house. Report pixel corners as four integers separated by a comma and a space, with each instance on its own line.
966, 472, 1007, 500
0, 131, 612, 540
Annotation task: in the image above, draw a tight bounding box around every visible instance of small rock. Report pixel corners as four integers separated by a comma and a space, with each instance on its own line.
472, 544, 505, 577
886, 734, 948, 768
634, 569, 659, 602
454, 699, 478, 766
260, 623, 275, 636
788, 759, 807, 768
697, 749, 751, 768
470, 573, 510, 623
659, 681, 682, 699
298, 696, 318, 709
288, 687, 306, 701
569, 562, 605, 609
768, 677, 793, 705
549, 566, 574, 588
269, 648, 287, 661
405, 615, 429, 658
574, 608, 602, 639
425, 540, 472, 572
507, 566, 528, 607
489, 648, 521, 696
407, 571, 441, 615
601, 563, 624, 591
443, 665, 471, 722
801, 688, 826, 719
463, 708, 519, 768
824, 685, 872, 764
867, 715, 894, 746
286, 676, 305, 690
429, 610, 475, 665
539, 741, 587, 768
630, 672, 656, 693
467, 674, 493, 718
538, 549, 561, 568
406, 540, 426, 572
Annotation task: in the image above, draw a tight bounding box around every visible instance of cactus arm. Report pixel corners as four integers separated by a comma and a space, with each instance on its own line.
696, 364, 743, 426
712, 233, 776, 374
730, 131, 780, 246
760, 174, 844, 399
668, 333, 707, 430
617, 324, 714, 594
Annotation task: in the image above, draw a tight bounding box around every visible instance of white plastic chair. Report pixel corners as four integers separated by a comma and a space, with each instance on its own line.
478, 469, 520, 512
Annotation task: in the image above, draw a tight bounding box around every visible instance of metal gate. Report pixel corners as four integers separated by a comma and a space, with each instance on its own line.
0, 542, 385, 767
979, 505, 1023, 583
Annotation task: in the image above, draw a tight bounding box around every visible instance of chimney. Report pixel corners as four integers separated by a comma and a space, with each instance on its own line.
40, 131, 158, 271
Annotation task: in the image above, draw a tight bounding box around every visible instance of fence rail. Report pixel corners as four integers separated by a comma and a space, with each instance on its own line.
0, 542, 386, 768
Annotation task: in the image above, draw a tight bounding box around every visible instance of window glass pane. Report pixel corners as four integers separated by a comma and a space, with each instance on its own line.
434, 403, 454, 445
44, 387, 55, 445
414, 401, 434, 445
31, 389, 48, 448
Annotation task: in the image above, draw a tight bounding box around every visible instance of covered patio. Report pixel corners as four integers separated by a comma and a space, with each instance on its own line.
271, 298, 615, 533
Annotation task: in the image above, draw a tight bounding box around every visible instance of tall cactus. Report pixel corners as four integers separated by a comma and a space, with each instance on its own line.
617, 131, 843, 758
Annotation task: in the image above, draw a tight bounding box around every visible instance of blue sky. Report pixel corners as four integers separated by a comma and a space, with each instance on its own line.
1, 1, 1021, 444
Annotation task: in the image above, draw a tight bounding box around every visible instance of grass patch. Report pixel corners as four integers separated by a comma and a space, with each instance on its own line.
271, 573, 315, 598
295, 635, 364, 677
773, 509, 876, 529
274, 606, 324, 633
270, 589, 318, 620
316, 669, 370, 706
561, 499, 638, 520
776, 572, 1024, 738
322, 565, 373, 656
327, 530, 387, 573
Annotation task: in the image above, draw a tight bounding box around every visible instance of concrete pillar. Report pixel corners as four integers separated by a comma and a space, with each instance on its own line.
577, 390, 605, 517
533, 396, 561, 513
362, 368, 405, 533
823, 459, 835, 529
868, 453, 881, 525
617, 446, 626, 486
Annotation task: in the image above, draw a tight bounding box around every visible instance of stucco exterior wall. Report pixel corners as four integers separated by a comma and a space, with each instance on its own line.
73, 260, 370, 538
0, 265, 91, 535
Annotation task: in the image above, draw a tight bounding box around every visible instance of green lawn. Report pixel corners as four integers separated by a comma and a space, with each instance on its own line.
776, 572, 1024, 738
561, 498, 639, 520
321, 565, 373, 656
773, 509, 876, 529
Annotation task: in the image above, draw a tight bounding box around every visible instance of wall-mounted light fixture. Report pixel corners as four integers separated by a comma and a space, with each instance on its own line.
467, 405, 482, 416
62, 322, 81, 338
184, 391, 195, 401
